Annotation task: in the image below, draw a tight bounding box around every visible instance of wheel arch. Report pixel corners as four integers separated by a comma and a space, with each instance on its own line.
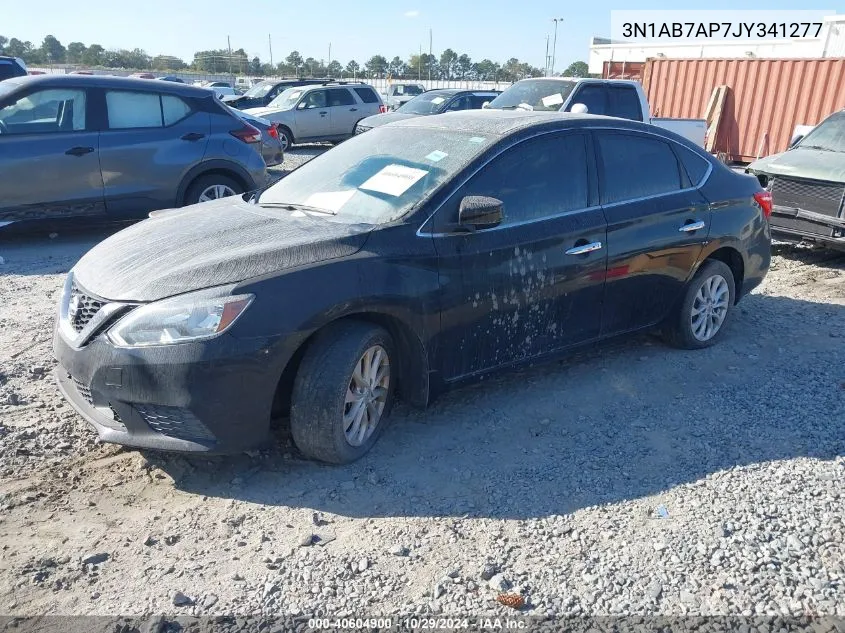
176, 160, 254, 206
701, 245, 745, 304
271, 311, 430, 420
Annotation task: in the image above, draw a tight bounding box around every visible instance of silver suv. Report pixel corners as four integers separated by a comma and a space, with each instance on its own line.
243, 82, 385, 150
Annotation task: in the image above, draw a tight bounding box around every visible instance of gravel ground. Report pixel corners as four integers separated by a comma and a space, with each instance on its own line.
0, 149, 843, 620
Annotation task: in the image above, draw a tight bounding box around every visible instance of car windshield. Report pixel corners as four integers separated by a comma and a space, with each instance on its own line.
397, 92, 456, 115
267, 88, 305, 111
796, 112, 845, 153
243, 82, 276, 98
258, 126, 495, 224
487, 79, 576, 112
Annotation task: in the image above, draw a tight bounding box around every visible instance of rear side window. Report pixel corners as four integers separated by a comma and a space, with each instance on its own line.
328, 88, 355, 107
106, 91, 192, 129
569, 84, 606, 115
674, 145, 710, 186
597, 133, 682, 204
354, 87, 379, 104
607, 86, 642, 121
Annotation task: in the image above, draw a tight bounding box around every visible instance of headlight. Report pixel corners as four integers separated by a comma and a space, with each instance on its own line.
107, 291, 254, 347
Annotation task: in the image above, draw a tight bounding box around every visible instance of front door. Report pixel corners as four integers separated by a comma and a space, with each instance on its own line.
98, 89, 210, 217
594, 129, 712, 335
0, 86, 103, 223
294, 89, 330, 139
428, 131, 607, 380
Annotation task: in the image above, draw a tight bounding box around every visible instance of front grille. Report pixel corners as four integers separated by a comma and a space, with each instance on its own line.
69, 283, 106, 333
134, 404, 216, 443
72, 377, 93, 405
771, 177, 845, 218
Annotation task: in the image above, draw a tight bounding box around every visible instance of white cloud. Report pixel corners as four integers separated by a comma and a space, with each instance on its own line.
404, 9, 420, 18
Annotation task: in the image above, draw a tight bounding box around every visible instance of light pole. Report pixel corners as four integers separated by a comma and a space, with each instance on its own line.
544, 35, 550, 76
551, 18, 563, 76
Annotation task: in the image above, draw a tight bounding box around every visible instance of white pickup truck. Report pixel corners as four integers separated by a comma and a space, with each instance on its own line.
485, 77, 706, 147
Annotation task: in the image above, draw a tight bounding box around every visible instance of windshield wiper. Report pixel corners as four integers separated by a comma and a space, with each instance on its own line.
258, 202, 336, 215
799, 144, 835, 152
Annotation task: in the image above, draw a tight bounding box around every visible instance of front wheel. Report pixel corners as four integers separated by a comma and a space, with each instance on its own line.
290, 321, 396, 464
184, 174, 243, 206
662, 260, 736, 350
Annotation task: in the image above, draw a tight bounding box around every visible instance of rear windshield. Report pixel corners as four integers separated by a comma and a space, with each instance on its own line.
487, 79, 576, 112
796, 111, 845, 153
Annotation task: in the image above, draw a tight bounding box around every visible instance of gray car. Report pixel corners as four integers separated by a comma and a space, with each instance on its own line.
354, 89, 501, 133
0, 75, 267, 227
230, 107, 284, 167
382, 83, 425, 110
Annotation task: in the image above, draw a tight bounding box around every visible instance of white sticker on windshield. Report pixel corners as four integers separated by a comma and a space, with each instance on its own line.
541, 93, 564, 107
430, 96, 446, 105
359, 165, 428, 197
425, 150, 448, 162
468, 136, 486, 143
304, 190, 355, 212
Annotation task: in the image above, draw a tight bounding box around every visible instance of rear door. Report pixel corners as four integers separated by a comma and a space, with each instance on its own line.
606, 85, 644, 121
293, 89, 330, 139
327, 88, 359, 136
429, 131, 607, 379
98, 88, 210, 218
0, 85, 104, 223
595, 129, 712, 335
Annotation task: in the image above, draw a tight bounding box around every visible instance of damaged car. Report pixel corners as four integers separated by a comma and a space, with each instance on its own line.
54, 110, 771, 463
747, 108, 845, 251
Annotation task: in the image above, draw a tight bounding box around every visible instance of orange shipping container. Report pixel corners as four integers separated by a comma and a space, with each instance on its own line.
641, 58, 845, 162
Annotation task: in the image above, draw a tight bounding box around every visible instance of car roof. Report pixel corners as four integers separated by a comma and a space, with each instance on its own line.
390, 109, 658, 137
515, 76, 642, 89
3, 73, 216, 97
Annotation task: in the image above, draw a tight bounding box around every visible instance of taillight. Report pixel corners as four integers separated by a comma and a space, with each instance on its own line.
754, 191, 773, 219
267, 124, 279, 140
379, 104, 388, 113
230, 123, 261, 144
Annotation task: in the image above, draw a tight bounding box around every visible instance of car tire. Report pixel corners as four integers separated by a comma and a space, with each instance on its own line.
662, 259, 736, 350
290, 321, 396, 464
277, 127, 293, 152
184, 174, 243, 206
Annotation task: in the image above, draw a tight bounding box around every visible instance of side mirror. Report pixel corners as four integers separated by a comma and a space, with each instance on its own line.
458, 196, 504, 230
297, 102, 307, 110
788, 134, 804, 148
570, 103, 589, 114
482, 101, 490, 109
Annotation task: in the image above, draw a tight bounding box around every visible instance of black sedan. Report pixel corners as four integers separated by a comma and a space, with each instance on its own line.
53, 111, 772, 463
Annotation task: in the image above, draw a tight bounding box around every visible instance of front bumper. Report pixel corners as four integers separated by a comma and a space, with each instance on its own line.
53, 324, 288, 454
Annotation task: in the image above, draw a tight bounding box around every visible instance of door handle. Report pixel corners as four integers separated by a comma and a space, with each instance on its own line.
565, 241, 603, 256
180, 132, 205, 141
679, 220, 706, 232
65, 146, 94, 157
350, 108, 358, 112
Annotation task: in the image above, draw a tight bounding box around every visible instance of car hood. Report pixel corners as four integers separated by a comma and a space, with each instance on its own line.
748, 147, 845, 184
72, 198, 373, 302
359, 112, 421, 128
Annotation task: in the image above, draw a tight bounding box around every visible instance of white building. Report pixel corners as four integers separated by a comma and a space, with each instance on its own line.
588, 14, 845, 74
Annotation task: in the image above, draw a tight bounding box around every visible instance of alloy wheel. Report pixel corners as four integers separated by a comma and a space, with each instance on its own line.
690, 274, 730, 342
198, 184, 237, 202
343, 345, 390, 447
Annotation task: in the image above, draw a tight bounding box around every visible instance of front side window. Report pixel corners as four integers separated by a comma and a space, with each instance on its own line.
597, 133, 682, 204
0, 88, 86, 134
300, 90, 327, 109
454, 133, 589, 225
443, 95, 471, 112
607, 86, 642, 121
569, 84, 606, 115
328, 88, 355, 107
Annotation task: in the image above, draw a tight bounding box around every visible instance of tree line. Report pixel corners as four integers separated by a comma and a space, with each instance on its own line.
0, 33, 591, 82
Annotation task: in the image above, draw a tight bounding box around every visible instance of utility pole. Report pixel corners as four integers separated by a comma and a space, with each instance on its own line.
418, 44, 421, 81
227, 35, 233, 79
428, 28, 433, 82
268, 34, 273, 68
551, 18, 563, 75
328, 43, 332, 75
545, 35, 550, 76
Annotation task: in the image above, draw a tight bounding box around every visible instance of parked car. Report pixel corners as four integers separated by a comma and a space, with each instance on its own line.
0, 56, 27, 82
157, 76, 185, 83
487, 77, 707, 146
244, 82, 384, 149
222, 78, 330, 110
210, 85, 238, 99
746, 109, 845, 251
129, 72, 156, 79
229, 106, 284, 167
382, 82, 425, 110
53, 110, 771, 462
235, 76, 258, 91
355, 88, 501, 134
0, 74, 266, 228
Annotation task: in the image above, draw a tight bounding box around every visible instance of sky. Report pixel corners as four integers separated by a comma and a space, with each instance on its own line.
1, 0, 833, 71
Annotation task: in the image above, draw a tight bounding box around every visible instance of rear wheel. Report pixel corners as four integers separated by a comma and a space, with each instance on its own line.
290, 321, 396, 464
184, 174, 243, 206
662, 260, 735, 350
277, 127, 293, 152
